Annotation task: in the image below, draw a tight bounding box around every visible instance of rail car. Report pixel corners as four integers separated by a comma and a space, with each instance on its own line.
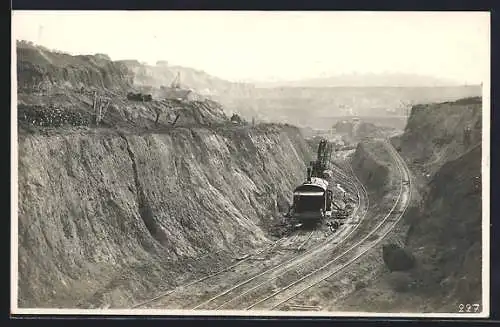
287, 176, 333, 224
285, 138, 341, 225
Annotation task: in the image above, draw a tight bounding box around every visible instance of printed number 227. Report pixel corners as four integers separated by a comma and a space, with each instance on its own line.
458, 304, 480, 312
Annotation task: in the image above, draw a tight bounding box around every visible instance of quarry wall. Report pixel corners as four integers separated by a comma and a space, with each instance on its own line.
18, 125, 312, 308
395, 97, 484, 309
16, 42, 314, 308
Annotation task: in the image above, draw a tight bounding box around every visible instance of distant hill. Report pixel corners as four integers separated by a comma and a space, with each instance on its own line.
16, 40, 482, 130
116, 59, 255, 98
16, 39, 256, 99
221, 85, 482, 129
253, 73, 463, 88
100, 59, 484, 129
16, 40, 134, 92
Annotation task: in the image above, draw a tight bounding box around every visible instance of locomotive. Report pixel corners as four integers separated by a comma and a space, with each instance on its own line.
289, 175, 334, 224
287, 139, 335, 225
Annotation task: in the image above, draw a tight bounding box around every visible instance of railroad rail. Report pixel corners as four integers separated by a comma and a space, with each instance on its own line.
191, 163, 369, 310
132, 160, 365, 309
297, 230, 315, 251
243, 140, 412, 311
130, 242, 272, 308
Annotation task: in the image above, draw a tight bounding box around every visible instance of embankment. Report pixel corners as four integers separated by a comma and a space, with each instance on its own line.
392, 96, 482, 177
336, 97, 483, 312
18, 124, 312, 309
17, 41, 133, 93
16, 40, 314, 309
350, 141, 399, 202
404, 145, 482, 308
394, 96, 483, 308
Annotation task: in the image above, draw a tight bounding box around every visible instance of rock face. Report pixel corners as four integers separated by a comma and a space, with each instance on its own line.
392, 97, 482, 177
17, 125, 311, 308
118, 59, 255, 98
17, 41, 133, 93
350, 141, 394, 199
16, 42, 315, 309
393, 97, 483, 306
389, 97, 482, 309
276, 193, 291, 214
382, 244, 416, 272
16, 41, 233, 132
333, 120, 397, 145
405, 145, 482, 305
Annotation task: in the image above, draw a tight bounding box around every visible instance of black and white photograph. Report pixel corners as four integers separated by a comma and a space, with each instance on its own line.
11, 11, 490, 317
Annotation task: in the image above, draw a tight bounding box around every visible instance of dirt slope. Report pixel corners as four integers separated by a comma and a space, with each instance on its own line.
350, 141, 398, 201
18, 126, 311, 309
16, 43, 313, 309
336, 97, 484, 313
333, 120, 398, 145
393, 96, 482, 177
17, 41, 237, 135
405, 145, 482, 307
17, 40, 133, 93
118, 59, 255, 98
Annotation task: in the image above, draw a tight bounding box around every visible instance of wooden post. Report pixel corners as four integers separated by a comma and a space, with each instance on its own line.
102, 100, 110, 119
171, 113, 180, 126
98, 99, 102, 126
93, 91, 97, 124
97, 96, 100, 126
155, 110, 160, 126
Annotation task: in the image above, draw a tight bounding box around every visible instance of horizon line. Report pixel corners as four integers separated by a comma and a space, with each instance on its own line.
16, 39, 481, 87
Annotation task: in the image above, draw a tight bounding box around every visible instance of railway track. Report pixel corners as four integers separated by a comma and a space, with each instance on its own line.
132, 160, 366, 309
297, 230, 315, 251
190, 163, 370, 310
130, 239, 278, 308
243, 140, 412, 311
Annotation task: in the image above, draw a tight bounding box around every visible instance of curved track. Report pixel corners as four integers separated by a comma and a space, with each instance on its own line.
191, 162, 370, 310
243, 140, 412, 311
132, 158, 367, 309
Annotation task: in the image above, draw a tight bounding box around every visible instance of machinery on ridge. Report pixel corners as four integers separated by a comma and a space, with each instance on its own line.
170, 72, 181, 89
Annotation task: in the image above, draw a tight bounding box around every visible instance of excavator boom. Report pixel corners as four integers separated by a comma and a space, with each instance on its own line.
170, 72, 181, 89
310, 139, 333, 178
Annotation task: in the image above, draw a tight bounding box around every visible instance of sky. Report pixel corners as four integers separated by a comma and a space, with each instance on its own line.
12, 11, 490, 84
